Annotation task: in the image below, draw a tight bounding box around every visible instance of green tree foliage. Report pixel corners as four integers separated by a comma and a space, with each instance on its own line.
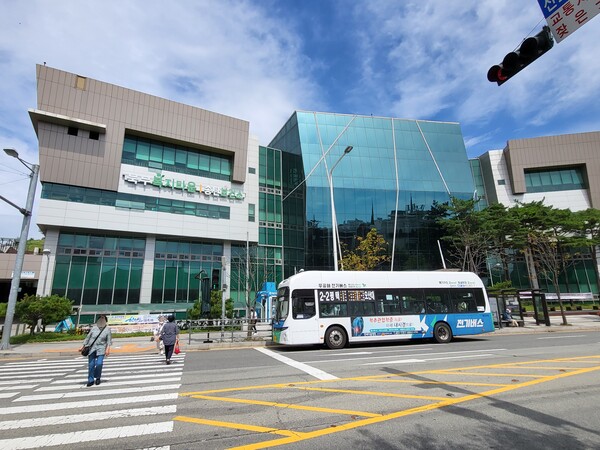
26, 239, 45, 253
187, 290, 234, 320
15, 294, 73, 334
340, 228, 390, 271
0, 302, 7, 319
434, 198, 492, 274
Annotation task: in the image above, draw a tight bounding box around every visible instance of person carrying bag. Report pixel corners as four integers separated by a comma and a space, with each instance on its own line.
80, 315, 112, 386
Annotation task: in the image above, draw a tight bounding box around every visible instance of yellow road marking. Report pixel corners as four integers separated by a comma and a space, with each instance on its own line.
174, 416, 305, 437
293, 386, 449, 401
187, 393, 382, 418
493, 366, 582, 370
225, 361, 600, 449
433, 371, 544, 378
374, 379, 510, 387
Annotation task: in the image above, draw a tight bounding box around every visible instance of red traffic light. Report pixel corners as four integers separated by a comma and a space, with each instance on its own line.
487, 26, 554, 86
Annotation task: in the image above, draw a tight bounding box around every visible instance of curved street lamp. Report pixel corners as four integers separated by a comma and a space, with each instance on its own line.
328, 145, 353, 271
0, 148, 40, 350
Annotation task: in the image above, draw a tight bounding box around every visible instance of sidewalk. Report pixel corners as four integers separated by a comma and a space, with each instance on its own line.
494, 312, 600, 334
2, 313, 599, 359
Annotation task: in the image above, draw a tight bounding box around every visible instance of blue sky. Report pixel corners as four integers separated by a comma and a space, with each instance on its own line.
1, 0, 599, 238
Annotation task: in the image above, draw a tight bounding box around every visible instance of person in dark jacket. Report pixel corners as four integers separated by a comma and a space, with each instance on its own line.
80, 314, 112, 386
159, 315, 179, 364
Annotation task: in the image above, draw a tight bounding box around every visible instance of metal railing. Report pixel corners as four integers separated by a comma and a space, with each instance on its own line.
178, 318, 272, 344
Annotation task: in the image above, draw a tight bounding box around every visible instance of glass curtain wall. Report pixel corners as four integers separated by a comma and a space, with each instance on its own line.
52, 233, 145, 306
269, 112, 475, 276
228, 146, 284, 316
152, 240, 223, 303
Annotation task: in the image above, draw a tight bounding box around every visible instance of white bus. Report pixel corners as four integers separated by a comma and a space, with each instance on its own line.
272, 270, 494, 349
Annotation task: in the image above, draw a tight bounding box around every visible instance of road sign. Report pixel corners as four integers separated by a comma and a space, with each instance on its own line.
537, 0, 600, 43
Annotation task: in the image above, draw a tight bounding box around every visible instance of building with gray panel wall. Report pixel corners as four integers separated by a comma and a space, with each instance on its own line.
474, 131, 600, 296
29, 65, 259, 320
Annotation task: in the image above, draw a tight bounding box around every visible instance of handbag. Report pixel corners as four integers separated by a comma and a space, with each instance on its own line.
174, 341, 181, 355
81, 327, 106, 357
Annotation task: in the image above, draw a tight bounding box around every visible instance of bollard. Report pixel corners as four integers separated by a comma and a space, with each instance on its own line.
204, 331, 213, 344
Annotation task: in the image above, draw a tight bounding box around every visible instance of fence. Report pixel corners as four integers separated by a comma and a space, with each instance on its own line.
178, 318, 272, 344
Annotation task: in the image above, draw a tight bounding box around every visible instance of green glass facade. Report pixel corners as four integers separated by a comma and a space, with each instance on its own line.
41, 183, 230, 219
122, 135, 232, 181
525, 167, 586, 193
151, 240, 223, 304
228, 146, 284, 316
269, 112, 476, 276
52, 233, 145, 306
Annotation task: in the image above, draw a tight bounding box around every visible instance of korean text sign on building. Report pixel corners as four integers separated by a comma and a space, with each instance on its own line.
538, 0, 600, 43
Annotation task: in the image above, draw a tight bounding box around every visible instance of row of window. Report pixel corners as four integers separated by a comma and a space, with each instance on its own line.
42, 183, 230, 220
123, 135, 232, 181
525, 167, 585, 193
289, 288, 485, 320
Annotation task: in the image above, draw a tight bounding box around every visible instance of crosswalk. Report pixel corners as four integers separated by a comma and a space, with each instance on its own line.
0, 352, 185, 449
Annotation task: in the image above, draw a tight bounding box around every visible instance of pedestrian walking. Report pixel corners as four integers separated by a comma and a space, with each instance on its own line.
153, 315, 166, 354
159, 315, 179, 365
249, 307, 258, 335
80, 314, 112, 387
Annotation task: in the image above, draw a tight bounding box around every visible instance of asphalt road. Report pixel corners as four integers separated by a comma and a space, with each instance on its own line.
1, 331, 599, 449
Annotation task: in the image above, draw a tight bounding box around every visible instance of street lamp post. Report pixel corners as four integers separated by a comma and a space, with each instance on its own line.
0, 148, 40, 350
42, 248, 51, 296
328, 146, 353, 272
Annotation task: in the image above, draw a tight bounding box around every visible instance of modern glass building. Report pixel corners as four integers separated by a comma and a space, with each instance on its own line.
269, 111, 476, 277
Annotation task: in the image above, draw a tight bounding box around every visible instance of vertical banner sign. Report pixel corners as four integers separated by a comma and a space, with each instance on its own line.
538, 0, 600, 43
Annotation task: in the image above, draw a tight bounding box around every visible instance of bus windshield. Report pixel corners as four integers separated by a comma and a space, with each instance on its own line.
275, 287, 289, 321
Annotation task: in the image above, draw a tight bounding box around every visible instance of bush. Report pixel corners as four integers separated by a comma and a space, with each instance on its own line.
576, 305, 582, 311
593, 305, 599, 310
550, 307, 556, 311
566, 306, 572, 311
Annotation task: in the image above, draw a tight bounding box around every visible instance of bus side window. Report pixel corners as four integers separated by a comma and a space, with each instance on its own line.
425, 290, 450, 313
449, 289, 478, 313
292, 289, 316, 319
399, 289, 424, 314
378, 291, 402, 314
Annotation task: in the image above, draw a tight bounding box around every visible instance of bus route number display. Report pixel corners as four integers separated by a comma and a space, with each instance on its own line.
318, 290, 375, 302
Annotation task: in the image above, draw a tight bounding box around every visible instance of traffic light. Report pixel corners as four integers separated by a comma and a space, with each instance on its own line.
487, 26, 554, 86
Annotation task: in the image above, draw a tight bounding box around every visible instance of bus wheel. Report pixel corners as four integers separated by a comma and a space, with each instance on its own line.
325, 326, 347, 349
433, 322, 452, 344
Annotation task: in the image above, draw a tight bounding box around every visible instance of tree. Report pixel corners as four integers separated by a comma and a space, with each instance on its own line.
209, 290, 233, 320
510, 202, 582, 326
340, 228, 390, 271
229, 244, 278, 317
15, 294, 73, 334
187, 290, 233, 321
435, 198, 492, 275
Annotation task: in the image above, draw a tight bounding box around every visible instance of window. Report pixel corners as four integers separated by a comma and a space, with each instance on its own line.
497, 179, 506, 185
76, 76, 86, 90
448, 289, 479, 313
249, 167, 256, 174
89, 131, 99, 140
248, 204, 255, 222
399, 290, 425, 314
68, 127, 79, 136
320, 302, 347, 317
292, 289, 316, 319
121, 134, 232, 181
525, 167, 586, 193
41, 183, 230, 221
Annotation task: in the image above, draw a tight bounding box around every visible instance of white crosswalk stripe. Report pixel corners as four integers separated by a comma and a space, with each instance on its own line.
0, 351, 186, 449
